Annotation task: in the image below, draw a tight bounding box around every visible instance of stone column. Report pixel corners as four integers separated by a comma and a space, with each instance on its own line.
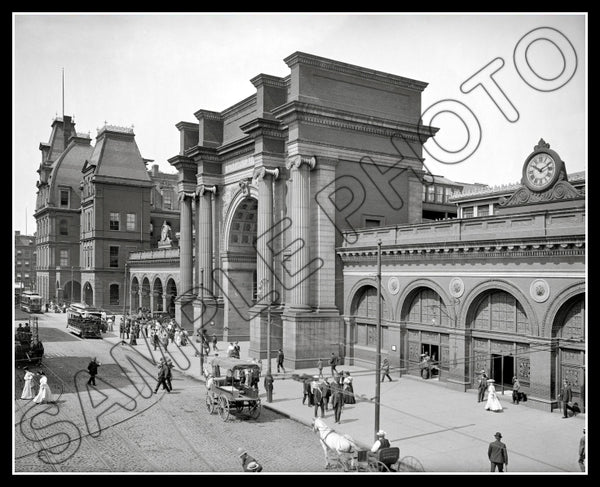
285, 155, 316, 310
254, 167, 279, 299
162, 294, 167, 313
179, 192, 194, 298
196, 185, 217, 293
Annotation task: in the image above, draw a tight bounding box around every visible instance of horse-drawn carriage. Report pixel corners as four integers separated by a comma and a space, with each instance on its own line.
15, 317, 44, 368
312, 418, 425, 472
205, 357, 261, 422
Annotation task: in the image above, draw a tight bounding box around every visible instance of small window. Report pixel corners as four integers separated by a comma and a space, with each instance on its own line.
422, 185, 427, 202
435, 186, 444, 203
59, 219, 68, 235
110, 212, 120, 231
60, 250, 69, 267
364, 218, 382, 228
109, 284, 120, 305
60, 189, 70, 208
427, 185, 435, 202
109, 246, 119, 267
163, 193, 172, 210
127, 213, 136, 231
478, 205, 490, 217
462, 206, 474, 218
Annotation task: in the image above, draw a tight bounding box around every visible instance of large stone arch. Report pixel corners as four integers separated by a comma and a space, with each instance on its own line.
541, 281, 586, 338
396, 278, 454, 324
345, 277, 394, 321
222, 185, 259, 250
461, 279, 539, 336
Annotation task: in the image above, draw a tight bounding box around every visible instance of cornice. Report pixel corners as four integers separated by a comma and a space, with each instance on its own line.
337, 239, 585, 262
193, 109, 223, 122
239, 118, 286, 138
176, 121, 200, 131
249, 73, 288, 89
272, 101, 436, 141
283, 51, 429, 92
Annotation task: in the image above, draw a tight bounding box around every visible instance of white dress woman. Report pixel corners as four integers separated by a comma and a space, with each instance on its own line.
21, 368, 35, 400
33, 372, 54, 404
174, 329, 182, 347
484, 379, 503, 412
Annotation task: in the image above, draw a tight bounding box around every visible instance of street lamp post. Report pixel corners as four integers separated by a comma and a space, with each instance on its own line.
374, 239, 382, 441
259, 277, 272, 402
71, 266, 74, 305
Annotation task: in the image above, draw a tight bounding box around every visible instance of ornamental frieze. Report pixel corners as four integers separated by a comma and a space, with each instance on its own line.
498, 180, 582, 207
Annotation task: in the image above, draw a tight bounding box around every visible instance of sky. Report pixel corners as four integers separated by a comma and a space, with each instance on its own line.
12, 12, 587, 235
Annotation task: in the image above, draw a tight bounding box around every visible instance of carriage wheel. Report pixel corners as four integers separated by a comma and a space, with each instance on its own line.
397, 456, 425, 472
366, 458, 391, 472
218, 396, 230, 421
248, 399, 261, 419
205, 393, 215, 414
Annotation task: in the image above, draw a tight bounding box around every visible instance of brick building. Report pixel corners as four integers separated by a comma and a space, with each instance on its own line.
33, 116, 179, 312
15, 231, 36, 293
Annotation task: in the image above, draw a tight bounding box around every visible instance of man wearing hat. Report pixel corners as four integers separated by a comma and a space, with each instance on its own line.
371, 430, 390, 453
237, 447, 263, 472
477, 370, 488, 403
488, 432, 508, 472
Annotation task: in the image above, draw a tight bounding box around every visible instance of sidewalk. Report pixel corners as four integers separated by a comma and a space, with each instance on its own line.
103, 331, 586, 473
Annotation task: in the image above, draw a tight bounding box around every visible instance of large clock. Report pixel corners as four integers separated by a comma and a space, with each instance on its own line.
521, 140, 566, 192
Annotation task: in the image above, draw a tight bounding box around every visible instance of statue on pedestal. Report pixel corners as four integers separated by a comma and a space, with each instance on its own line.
158, 220, 173, 248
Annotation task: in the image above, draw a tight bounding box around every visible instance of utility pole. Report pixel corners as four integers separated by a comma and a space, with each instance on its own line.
374, 239, 382, 441
71, 265, 74, 305
199, 268, 205, 377
260, 277, 273, 402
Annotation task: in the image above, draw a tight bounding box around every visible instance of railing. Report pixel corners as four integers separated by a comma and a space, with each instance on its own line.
341, 208, 585, 248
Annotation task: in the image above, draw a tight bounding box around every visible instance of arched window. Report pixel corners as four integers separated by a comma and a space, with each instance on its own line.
406, 288, 449, 326
351, 286, 390, 348
473, 291, 529, 334
109, 284, 120, 306
59, 219, 68, 236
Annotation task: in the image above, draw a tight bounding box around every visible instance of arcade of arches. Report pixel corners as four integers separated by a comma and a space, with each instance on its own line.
129, 276, 178, 317
345, 283, 585, 412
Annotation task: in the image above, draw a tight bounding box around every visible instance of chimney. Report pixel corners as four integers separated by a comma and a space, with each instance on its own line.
152, 164, 159, 177
63, 115, 73, 150
15, 230, 20, 236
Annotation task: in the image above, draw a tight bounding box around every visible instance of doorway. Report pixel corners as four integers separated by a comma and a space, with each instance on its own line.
421, 343, 440, 377
492, 354, 514, 388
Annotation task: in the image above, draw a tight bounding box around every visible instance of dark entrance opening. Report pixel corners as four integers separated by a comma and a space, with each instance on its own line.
492, 354, 514, 389
421, 343, 440, 378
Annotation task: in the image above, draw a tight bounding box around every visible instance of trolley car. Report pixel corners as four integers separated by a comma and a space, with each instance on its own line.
19, 291, 42, 313
66, 303, 103, 338
205, 357, 261, 421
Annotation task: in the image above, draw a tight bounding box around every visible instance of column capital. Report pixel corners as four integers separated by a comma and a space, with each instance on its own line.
285, 155, 316, 171
197, 184, 217, 197
253, 166, 280, 184
178, 191, 196, 202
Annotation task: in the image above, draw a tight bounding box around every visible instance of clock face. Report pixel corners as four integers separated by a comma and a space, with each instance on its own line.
525, 153, 557, 191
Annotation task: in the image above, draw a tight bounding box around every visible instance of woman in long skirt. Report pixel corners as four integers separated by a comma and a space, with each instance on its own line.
33, 371, 54, 404
21, 367, 35, 400
343, 372, 356, 404
484, 379, 503, 412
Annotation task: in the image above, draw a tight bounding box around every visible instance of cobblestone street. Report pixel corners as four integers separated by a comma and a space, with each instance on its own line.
14, 312, 325, 473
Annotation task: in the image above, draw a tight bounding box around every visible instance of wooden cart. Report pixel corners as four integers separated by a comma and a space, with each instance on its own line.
205, 357, 261, 421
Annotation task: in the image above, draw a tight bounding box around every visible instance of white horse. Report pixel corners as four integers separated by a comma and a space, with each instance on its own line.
312, 417, 358, 469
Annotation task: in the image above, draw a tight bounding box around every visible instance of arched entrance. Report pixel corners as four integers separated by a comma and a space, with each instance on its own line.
222, 196, 258, 339
166, 278, 177, 318
63, 281, 81, 304
552, 294, 585, 411
131, 277, 139, 312
468, 290, 530, 390
153, 278, 164, 312
141, 277, 151, 310
401, 287, 450, 377
83, 282, 93, 306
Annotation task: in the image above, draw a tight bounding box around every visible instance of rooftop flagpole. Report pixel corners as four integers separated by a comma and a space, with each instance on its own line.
62, 68, 65, 118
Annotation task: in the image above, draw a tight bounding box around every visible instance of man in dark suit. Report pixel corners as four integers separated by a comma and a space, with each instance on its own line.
488, 432, 508, 472
331, 377, 344, 424
87, 357, 100, 386
478, 371, 488, 403
560, 379, 573, 418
